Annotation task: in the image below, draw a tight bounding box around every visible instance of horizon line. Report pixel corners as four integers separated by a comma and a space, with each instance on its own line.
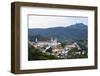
28, 23, 87, 29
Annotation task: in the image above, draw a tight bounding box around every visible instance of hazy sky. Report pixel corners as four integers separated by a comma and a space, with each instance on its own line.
28, 15, 88, 28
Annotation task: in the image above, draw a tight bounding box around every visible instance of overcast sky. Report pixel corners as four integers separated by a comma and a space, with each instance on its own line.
28, 15, 88, 28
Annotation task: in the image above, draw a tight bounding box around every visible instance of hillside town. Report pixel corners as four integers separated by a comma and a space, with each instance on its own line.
28, 37, 86, 59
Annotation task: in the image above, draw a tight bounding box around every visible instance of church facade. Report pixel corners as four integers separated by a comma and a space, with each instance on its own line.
33, 38, 61, 49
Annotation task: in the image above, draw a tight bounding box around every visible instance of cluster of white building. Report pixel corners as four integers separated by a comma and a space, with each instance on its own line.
29, 37, 85, 58
33, 38, 60, 48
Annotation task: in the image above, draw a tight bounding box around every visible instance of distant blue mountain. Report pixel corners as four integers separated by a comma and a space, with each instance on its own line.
28, 23, 88, 41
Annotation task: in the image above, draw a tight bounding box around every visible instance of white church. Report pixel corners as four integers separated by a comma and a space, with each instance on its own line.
33, 37, 61, 48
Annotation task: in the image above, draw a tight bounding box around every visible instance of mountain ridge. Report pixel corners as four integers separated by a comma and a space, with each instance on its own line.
28, 23, 88, 41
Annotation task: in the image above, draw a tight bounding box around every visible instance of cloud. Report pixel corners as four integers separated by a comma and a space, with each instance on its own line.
29, 15, 88, 28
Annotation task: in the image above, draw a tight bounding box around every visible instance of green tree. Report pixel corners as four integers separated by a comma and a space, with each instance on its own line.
28, 44, 60, 60
61, 42, 66, 48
